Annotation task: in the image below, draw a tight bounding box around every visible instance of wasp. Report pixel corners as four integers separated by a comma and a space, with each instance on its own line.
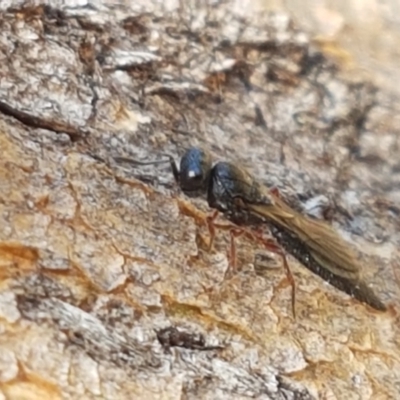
115, 148, 387, 314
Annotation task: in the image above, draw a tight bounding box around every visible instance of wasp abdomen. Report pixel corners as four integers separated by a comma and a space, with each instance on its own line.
270, 224, 387, 311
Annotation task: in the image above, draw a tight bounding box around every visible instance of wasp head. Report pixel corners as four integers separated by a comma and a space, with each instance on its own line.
178, 147, 212, 195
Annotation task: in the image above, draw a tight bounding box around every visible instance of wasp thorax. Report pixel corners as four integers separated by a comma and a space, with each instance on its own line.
179, 147, 212, 193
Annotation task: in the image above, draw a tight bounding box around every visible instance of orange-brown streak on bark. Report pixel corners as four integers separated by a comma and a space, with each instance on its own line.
0, 359, 62, 400
113, 175, 154, 196
161, 294, 257, 342
66, 181, 98, 234
51, 260, 105, 295
0, 243, 40, 275
110, 242, 160, 269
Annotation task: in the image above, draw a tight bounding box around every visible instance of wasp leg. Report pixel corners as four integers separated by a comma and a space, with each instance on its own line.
206, 215, 296, 317
205, 211, 245, 273
206, 209, 220, 252
235, 227, 296, 318
253, 233, 296, 319
233, 227, 296, 318
227, 228, 245, 275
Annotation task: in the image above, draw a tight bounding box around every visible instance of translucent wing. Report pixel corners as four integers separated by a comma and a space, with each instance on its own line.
248, 195, 361, 280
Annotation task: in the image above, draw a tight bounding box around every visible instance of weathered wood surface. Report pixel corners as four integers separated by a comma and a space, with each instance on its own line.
0, 1, 399, 399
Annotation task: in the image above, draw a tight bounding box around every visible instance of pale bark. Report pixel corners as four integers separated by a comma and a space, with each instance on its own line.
0, 1, 399, 399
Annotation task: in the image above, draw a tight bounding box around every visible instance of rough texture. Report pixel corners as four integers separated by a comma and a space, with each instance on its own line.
274, 0, 400, 98
0, 1, 399, 399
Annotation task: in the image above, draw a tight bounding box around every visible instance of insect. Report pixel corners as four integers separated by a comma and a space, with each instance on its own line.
115, 147, 387, 313
116, 149, 297, 316
156, 326, 224, 352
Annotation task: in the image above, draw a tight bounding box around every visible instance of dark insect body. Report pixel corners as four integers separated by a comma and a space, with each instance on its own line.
156, 326, 224, 352
206, 158, 385, 311
116, 147, 386, 313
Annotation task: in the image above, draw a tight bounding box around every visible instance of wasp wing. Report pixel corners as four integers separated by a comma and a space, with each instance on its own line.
248, 196, 361, 280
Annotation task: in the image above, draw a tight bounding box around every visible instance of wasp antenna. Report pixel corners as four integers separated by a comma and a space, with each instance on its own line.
114, 156, 172, 166
114, 154, 180, 184
159, 153, 180, 183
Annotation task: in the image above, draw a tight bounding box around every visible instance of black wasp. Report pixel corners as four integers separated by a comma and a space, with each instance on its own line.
115, 147, 387, 315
